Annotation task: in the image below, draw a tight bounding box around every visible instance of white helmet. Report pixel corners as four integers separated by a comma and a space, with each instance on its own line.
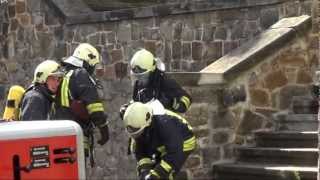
130, 49, 156, 86
33, 60, 64, 84
123, 102, 153, 138
64, 43, 100, 68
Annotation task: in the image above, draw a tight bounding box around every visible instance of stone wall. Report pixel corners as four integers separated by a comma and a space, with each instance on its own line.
221, 26, 317, 146
0, 0, 317, 179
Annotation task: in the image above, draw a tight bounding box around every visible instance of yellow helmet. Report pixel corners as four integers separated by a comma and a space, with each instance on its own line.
33, 60, 64, 84
123, 102, 153, 138
64, 43, 100, 67
130, 49, 156, 74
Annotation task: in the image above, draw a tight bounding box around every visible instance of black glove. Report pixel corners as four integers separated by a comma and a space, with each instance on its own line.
141, 173, 158, 180
97, 124, 109, 145
139, 169, 150, 180
119, 103, 130, 120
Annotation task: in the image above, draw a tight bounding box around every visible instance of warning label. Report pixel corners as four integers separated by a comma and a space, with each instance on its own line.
30, 145, 50, 169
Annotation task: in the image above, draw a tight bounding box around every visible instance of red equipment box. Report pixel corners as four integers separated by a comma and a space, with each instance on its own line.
0, 120, 86, 180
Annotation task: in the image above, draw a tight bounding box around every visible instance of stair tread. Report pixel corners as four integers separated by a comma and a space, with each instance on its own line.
255, 131, 317, 138
284, 114, 317, 121
215, 163, 318, 172
255, 131, 317, 135
237, 147, 318, 152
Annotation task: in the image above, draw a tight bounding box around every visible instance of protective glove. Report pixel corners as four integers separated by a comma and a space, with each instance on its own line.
141, 173, 158, 180
97, 124, 109, 145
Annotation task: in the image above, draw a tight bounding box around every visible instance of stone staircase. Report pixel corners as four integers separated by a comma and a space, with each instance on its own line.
213, 109, 318, 180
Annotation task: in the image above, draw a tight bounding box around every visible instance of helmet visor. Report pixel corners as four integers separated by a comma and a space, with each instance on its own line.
130, 70, 151, 87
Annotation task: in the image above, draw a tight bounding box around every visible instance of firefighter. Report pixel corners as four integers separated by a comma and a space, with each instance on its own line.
53, 43, 109, 163
20, 60, 64, 121
130, 48, 191, 113
123, 102, 196, 180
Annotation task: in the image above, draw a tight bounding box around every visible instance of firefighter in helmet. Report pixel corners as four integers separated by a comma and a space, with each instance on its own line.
123, 102, 196, 180
120, 49, 192, 119
53, 43, 109, 160
20, 60, 64, 121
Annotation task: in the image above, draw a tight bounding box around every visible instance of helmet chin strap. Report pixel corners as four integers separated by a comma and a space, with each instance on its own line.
83, 61, 95, 75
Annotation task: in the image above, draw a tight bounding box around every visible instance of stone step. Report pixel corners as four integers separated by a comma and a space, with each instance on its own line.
255, 131, 317, 148
276, 114, 318, 131
213, 163, 317, 180
236, 147, 318, 166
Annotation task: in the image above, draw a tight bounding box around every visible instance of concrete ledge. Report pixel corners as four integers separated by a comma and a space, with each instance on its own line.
62, 0, 290, 24
167, 72, 225, 86
201, 15, 311, 81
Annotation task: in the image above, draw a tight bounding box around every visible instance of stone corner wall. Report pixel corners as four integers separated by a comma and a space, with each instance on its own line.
219, 18, 317, 148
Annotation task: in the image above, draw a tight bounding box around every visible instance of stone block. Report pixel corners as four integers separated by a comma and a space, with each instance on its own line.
212, 131, 230, 145
0, 70, 8, 83
247, 8, 261, 21
215, 26, 227, 40
117, 23, 131, 42
231, 21, 245, 40
201, 147, 221, 167
204, 41, 222, 62
34, 32, 54, 57
44, 10, 60, 26
170, 60, 181, 71
181, 26, 193, 41
278, 53, 306, 67
223, 143, 235, 159
255, 108, 277, 119
186, 104, 208, 127
193, 128, 209, 138
296, 69, 312, 84
264, 70, 288, 91
190, 168, 211, 180
87, 33, 100, 45
114, 62, 128, 79
9, 18, 18, 31
172, 40, 181, 60
249, 88, 270, 107
16, 0, 25, 14
53, 42, 66, 59
160, 21, 172, 41
285, 1, 299, 17
18, 14, 31, 26
192, 41, 203, 61
173, 22, 182, 40
5, 61, 18, 73
163, 41, 171, 63
184, 155, 201, 169
2, 22, 8, 35
103, 65, 116, 80
193, 85, 222, 102
182, 42, 191, 60
107, 32, 116, 44
217, 9, 244, 22
0, 84, 6, 100
203, 24, 215, 42
212, 110, 236, 129
223, 41, 238, 55
8, 5, 15, 18
110, 48, 123, 63
63, 28, 74, 42
144, 41, 156, 55
194, 28, 202, 41
260, 8, 279, 29
27, 0, 41, 12
238, 110, 265, 135
131, 23, 141, 40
